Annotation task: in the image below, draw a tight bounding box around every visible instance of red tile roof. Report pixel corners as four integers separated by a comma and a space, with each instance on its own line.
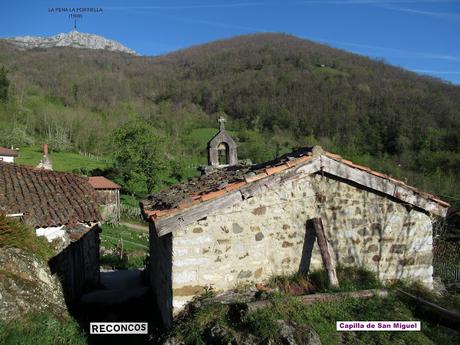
0, 147, 18, 157
141, 146, 450, 221
88, 176, 121, 190
0, 162, 101, 228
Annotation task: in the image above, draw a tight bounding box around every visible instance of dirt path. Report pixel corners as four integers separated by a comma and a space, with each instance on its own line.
120, 222, 149, 232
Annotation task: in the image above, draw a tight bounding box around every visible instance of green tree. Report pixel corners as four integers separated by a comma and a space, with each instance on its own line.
112, 120, 167, 194
0, 66, 9, 102
0, 125, 34, 148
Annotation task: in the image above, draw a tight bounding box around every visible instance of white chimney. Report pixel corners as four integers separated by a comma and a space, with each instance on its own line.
37, 143, 53, 170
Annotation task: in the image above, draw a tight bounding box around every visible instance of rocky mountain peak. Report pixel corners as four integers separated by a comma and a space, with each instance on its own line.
6, 30, 137, 55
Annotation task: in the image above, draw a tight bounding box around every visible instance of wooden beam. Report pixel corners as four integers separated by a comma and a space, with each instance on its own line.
396, 289, 460, 329
310, 217, 339, 288
320, 156, 448, 217
243, 289, 388, 313
155, 190, 243, 237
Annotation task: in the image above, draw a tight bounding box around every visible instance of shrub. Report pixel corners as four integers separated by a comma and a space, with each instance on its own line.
0, 216, 54, 262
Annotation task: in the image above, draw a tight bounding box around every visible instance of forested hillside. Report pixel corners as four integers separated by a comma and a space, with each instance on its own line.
0, 33, 459, 207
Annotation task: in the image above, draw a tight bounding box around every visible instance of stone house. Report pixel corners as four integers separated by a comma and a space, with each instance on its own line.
88, 176, 121, 223
0, 162, 102, 305
0, 147, 18, 163
142, 140, 449, 327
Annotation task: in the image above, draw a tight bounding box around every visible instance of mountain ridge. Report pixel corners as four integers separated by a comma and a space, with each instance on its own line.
5, 30, 137, 55
0, 32, 458, 158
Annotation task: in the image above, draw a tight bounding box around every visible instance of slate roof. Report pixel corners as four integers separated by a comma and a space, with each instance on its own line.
0, 147, 18, 157
141, 146, 450, 222
88, 176, 121, 190
0, 162, 101, 228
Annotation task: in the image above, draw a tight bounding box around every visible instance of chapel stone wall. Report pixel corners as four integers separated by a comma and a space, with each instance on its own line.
169, 173, 434, 312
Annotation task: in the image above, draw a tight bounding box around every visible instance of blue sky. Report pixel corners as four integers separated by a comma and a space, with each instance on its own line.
0, 1, 459, 84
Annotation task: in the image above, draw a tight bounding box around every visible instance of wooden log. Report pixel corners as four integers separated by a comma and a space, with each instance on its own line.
396, 289, 460, 329
244, 289, 388, 314
155, 190, 243, 236
310, 217, 339, 288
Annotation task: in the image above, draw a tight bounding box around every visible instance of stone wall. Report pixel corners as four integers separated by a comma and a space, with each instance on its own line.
96, 189, 120, 222
167, 173, 434, 314
149, 224, 173, 328
49, 226, 101, 305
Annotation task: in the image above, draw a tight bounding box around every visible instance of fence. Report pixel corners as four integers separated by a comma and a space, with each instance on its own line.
434, 262, 460, 282
433, 240, 460, 283
120, 204, 143, 222
78, 151, 111, 163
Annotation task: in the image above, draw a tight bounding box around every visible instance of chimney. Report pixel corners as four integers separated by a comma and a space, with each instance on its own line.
37, 143, 53, 170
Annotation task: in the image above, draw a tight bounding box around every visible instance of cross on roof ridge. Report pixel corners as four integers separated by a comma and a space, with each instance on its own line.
218, 116, 226, 130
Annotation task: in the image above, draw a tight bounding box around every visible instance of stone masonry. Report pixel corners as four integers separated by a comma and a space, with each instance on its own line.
169, 173, 434, 313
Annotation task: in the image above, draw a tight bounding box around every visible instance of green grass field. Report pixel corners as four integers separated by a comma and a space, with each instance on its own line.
100, 224, 148, 269
100, 224, 148, 252
15, 146, 111, 172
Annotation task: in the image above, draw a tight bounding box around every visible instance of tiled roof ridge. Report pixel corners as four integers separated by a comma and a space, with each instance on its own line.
88, 176, 121, 190
0, 160, 89, 180
0, 162, 101, 227
0, 147, 18, 157
142, 147, 450, 221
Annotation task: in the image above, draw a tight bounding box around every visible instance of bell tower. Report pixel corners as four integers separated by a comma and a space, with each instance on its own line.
207, 116, 238, 167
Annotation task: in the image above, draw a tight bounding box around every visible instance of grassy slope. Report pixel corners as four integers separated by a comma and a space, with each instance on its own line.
171, 269, 460, 345
244, 292, 459, 345
100, 223, 148, 252
0, 313, 87, 345
16, 146, 110, 172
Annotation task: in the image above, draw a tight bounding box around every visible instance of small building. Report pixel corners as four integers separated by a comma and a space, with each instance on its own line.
88, 176, 121, 223
0, 162, 102, 304
142, 138, 449, 327
208, 116, 238, 167
0, 147, 18, 163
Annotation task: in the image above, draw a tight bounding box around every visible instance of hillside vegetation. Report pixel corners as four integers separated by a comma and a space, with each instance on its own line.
0, 33, 459, 206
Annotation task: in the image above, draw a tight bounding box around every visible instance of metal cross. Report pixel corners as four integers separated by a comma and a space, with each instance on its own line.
218, 116, 226, 130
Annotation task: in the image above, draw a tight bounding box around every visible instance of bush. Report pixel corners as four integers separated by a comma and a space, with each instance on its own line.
0, 216, 54, 262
